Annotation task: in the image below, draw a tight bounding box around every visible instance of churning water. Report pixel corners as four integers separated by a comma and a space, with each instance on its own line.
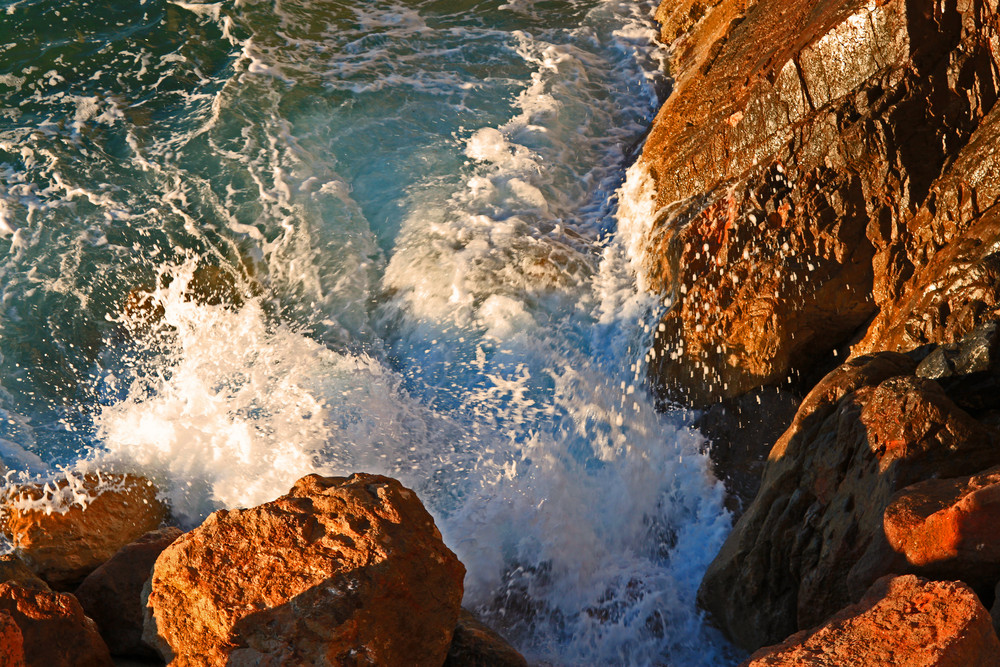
0, 0, 736, 663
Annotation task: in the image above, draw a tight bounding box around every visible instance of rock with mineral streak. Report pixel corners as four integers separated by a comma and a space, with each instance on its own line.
741, 575, 1000, 667
75, 527, 183, 657
0, 582, 112, 667
2, 474, 168, 589
143, 473, 465, 667
699, 353, 1000, 650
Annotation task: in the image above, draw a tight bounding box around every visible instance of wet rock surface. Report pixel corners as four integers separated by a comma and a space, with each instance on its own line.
741, 575, 1000, 667
142, 473, 464, 667
1, 474, 168, 590
75, 528, 182, 658
699, 353, 1000, 650
639, 0, 1000, 405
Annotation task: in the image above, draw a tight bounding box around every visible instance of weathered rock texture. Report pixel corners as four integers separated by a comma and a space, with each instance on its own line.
0, 582, 112, 667
2, 474, 167, 589
143, 473, 465, 667
699, 352, 1000, 650
0, 611, 24, 667
742, 575, 1000, 666
75, 527, 182, 657
638, 0, 1000, 405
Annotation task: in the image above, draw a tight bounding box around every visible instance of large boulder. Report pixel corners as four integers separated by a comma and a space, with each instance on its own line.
635, 0, 1000, 404
742, 575, 1000, 666
0, 582, 112, 667
2, 474, 168, 589
75, 527, 182, 657
143, 473, 465, 666
699, 353, 1000, 650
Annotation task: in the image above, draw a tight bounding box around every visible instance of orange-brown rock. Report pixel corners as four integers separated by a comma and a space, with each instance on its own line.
444, 609, 527, 667
2, 474, 168, 589
75, 527, 182, 657
0, 611, 24, 667
742, 575, 1000, 666
0, 582, 112, 667
699, 353, 1000, 650
0, 555, 49, 592
143, 473, 465, 666
884, 466, 1000, 587
638, 0, 1000, 404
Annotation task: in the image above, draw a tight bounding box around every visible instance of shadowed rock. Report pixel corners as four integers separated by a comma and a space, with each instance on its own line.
75, 527, 182, 658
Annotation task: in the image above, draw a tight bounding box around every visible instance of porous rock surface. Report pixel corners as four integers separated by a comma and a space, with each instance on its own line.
699, 352, 1000, 650
638, 0, 1000, 405
2, 474, 167, 589
143, 473, 465, 667
75, 527, 182, 657
742, 575, 1000, 666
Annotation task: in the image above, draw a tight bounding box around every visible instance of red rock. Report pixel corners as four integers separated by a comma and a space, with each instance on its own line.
0, 611, 24, 667
742, 575, 1000, 667
636, 0, 1000, 404
883, 466, 1000, 586
75, 527, 182, 657
2, 474, 168, 589
0, 582, 112, 667
699, 353, 1000, 650
0, 556, 49, 592
143, 473, 464, 666
444, 609, 527, 667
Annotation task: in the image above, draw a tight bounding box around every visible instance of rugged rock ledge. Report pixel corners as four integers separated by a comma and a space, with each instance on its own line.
0, 471, 525, 666
639, 0, 1000, 659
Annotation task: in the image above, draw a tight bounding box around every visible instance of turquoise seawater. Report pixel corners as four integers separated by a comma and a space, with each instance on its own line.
0, 0, 737, 663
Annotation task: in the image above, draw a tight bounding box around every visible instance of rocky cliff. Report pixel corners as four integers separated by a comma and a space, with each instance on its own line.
637, 0, 1000, 658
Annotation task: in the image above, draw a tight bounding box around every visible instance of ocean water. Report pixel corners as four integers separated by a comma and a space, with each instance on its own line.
0, 0, 737, 663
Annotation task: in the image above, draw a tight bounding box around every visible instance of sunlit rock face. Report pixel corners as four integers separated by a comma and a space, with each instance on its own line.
636, 0, 1000, 405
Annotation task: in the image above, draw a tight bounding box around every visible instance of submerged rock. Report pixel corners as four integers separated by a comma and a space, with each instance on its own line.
699, 353, 1000, 650
742, 575, 1000, 666
2, 474, 168, 589
143, 473, 464, 666
444, 609, 527, 667
0, 582, 112, 667
75, 527, 182, 658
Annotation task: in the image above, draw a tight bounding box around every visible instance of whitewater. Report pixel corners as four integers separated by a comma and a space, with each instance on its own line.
0, 0, 736, 663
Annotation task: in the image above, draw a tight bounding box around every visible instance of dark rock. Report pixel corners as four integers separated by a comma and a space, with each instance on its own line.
699, 353, 1000, 651
444, 609, 527, 667
0, 582, 112, 667
0, 555, 50, 592
75, 528, 182, 658
742, 575, 1000, 666
694, 387, 802, 515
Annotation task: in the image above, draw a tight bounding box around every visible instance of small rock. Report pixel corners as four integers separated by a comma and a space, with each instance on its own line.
75, 527, 182, 657
0, 555, 50, 592
742, 575, 1000, 666
143, 473, 465, 666
0, 610, 24, 667
884, 466, 1000, 587
444, 609, 527, 667
0, 582, 112, 667
3, 474, 168, 589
